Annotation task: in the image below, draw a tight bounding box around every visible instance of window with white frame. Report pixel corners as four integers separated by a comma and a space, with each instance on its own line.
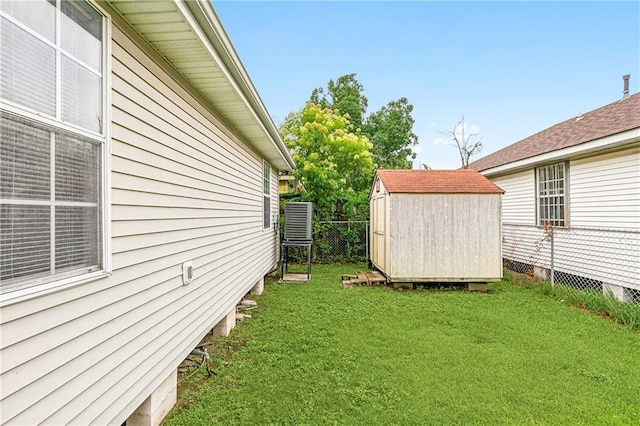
1, 0, 107, 290
263, 162, 271, 229
536, 162, 567, 227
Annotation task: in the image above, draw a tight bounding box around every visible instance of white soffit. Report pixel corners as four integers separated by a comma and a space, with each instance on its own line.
107, 0, 294, 171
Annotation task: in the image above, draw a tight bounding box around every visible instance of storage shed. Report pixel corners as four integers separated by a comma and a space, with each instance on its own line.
370, 170, 504, 283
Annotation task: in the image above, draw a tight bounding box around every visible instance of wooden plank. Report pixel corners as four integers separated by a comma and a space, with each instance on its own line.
280, 273, 309, 283
365, 271, 386, 283
341, 270, 386, 287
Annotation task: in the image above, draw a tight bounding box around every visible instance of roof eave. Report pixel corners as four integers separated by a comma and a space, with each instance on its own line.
480, 127, 640, 178
108, 0, 295, 171
182, 0, 294, 170
388, 191, 504, 195
368, 170, 382, 200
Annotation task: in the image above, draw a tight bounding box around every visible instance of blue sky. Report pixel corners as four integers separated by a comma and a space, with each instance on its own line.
213, 1, 639, 169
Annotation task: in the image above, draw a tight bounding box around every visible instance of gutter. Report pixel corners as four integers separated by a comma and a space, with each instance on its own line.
181, 0, 295, 171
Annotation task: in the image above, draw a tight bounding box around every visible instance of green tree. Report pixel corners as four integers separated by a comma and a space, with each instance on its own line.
364, 97, 418, 169
279, 102, 374, 221
312, 74, 418, 169
309, 73, 368, 128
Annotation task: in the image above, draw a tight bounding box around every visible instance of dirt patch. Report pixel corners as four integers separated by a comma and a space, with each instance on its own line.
174, 310, 256, 408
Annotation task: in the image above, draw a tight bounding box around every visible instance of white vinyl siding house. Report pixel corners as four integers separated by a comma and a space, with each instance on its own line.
263, 161, 272, 229
536, 162, 568, 227
470, 92, 640, 300
569, 147, 640, 229
488, 148, 640, 230
1, 0, 108, 293
491, 170, 535, 224
0, 1, 294, 425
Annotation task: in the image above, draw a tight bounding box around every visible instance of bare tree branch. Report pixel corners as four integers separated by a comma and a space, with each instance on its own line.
444, 116, 483, 169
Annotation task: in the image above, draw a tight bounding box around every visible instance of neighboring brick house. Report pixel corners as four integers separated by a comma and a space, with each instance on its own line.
469, 89, 640, 301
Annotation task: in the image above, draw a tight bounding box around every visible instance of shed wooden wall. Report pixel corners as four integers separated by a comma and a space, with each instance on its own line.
0, 13, 279, 426
386, 193, 502, 282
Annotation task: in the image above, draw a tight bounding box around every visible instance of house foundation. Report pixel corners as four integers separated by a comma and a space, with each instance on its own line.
127, 370, 177, 426
251, 276, 264, 295
533, 266, 548, 281
212, 307, 237, 337
603, 283, 626, 302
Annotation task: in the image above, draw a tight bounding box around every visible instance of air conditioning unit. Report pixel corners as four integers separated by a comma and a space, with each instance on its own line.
284, 202, 312, 242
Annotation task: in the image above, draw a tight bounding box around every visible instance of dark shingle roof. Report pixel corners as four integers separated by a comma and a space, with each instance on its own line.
468, 93, 640, 172
375, 169, 503, 194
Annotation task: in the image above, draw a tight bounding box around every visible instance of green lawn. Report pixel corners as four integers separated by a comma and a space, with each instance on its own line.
165, 264, 640, 425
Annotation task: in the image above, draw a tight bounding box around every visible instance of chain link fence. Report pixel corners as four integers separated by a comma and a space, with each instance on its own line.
503, 223, 640, 304
313, 221, 369, 263
284, 219, 639, 308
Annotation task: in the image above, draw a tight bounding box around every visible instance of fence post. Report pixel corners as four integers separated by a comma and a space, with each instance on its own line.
365, 221, 369, 264
550, 225, 555, 287
347, 221, 351, 258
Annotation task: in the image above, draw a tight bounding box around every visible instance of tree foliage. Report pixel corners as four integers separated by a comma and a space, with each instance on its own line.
284, 74, 418, 221
310, 73, 368, 128
363, 97, 418, 169
311, 74, 417, 170
279, 102, 374, 221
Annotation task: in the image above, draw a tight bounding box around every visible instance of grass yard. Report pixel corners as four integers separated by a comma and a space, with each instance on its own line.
164, 264, 640, 425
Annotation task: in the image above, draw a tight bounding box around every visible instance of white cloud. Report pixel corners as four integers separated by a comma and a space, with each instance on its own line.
433, 136, 448, 146
429, 122, 436, 128
412, 145, 424, 154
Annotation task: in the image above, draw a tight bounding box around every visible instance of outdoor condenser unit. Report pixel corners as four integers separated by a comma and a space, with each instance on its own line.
284, 202, 313, 242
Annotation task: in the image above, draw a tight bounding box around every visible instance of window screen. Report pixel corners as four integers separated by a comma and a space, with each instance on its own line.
0, 0, 105, 289
263, 162, 271, 229
536, 162, 567, 227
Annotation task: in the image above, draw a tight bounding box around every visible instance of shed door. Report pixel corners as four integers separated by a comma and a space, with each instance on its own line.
372, 196, 386, 269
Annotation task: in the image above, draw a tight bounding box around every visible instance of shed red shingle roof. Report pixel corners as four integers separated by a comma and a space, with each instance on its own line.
468, 92, 640, 172
375, 169, 503, 194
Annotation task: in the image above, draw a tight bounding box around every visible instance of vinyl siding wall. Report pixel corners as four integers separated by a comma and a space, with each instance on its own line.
569, 147, 640, 229
0, 17, 279, 426
490, 169, 535, 225
489, 145, 640, 293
